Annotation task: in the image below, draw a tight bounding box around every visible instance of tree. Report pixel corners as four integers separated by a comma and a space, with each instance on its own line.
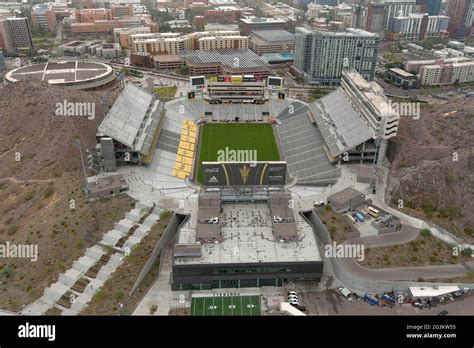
159, 23, 171, 33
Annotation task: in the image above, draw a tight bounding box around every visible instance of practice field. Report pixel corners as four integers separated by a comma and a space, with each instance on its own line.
191, 295, 261, 316
196, 123, 280, 183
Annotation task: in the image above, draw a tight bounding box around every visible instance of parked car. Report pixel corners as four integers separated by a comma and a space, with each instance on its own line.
297, 305, 306, 312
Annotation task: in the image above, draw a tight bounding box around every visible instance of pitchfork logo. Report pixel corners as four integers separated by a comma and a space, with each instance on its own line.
239, 165, 250, 185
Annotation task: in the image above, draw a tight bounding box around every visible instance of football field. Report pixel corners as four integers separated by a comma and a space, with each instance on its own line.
191, 295, 261, 316
196, 123, 280, 183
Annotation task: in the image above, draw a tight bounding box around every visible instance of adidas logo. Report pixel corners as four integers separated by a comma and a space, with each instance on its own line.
208, 176, 218, 183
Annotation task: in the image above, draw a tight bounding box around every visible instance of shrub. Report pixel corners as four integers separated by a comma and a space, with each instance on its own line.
24, 191, 34, 201
159, 210, 172, 220
7, 224, 18, 235
149, 304, 158, 314
461, 248, 472, 257
420, 228, 432, 238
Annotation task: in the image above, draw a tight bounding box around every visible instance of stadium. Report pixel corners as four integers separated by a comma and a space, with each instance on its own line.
5, 61, 116, 90
91, 70, 399, 291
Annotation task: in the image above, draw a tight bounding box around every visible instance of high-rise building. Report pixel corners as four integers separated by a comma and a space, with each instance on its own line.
383, 0, 417, 29
386, 13, 449, 41
446, 0, 473, 38
0, 49, 5, 70
294, 27, 379, 85
416, 0, 441, 15
31, 3, 57, 32
0, 17, 33, 52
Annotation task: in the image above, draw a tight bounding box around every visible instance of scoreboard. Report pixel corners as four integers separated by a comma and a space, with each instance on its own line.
202, 161, 287, 187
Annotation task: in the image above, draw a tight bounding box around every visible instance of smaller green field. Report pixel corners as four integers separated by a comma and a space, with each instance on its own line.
191, 295, 261, 316
153, 86, 177, 99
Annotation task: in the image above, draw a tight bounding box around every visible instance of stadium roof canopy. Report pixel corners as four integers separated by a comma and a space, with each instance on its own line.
310, 89, 374, 156
98, 83, 162, 155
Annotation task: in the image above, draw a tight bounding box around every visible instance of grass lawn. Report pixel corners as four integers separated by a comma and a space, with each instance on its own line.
196, 123, 280, 183
153, 86, 177, 99
191, 296, 261, 316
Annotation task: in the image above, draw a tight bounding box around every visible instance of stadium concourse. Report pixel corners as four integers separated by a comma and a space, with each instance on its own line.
116, 93, 341, 206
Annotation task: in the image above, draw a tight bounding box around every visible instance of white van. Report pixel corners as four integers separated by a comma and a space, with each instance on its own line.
338, 287, 353, 301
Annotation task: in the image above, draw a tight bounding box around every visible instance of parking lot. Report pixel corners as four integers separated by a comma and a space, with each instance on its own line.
298, 289, 474, 316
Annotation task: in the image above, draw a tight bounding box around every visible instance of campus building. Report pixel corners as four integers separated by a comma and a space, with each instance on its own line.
239, 16, 288, 35
31, 3, 57, 32
0, 17, 33, 53
385, 68, 418, 88
114, 26, 151, 49
172, 192, 323, 290
71, 17, 158, 34
248, 30, 294, 55
293, 27, 379, 85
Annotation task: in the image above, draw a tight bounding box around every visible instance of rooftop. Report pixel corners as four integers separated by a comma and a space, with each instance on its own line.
179, 49, 270, 71
389, 68, 415, 78
251, 30, 294, 42
87, 174, 128, 195
174, 201, 321, 265
327, 187, 365, 205
240, 16, 287, 24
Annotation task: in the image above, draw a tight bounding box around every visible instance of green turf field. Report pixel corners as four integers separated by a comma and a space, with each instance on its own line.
196, 123, 280, 183
191, 295, 261, 316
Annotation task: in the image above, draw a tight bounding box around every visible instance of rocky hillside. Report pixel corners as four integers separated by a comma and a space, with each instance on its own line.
0, 81, 114, 180
386, 97, 474, 240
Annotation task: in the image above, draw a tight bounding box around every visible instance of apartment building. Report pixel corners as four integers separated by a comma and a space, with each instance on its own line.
131, 31, 248, 55
419, 59, 474, 85
446, 0, 473, 38
386, 13, 449, 40
114, 26, 151, 49
293, 27, 379, 85
383, 0, 417, 29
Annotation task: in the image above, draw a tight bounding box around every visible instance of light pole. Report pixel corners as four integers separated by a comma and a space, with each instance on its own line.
74, 138, 88, 193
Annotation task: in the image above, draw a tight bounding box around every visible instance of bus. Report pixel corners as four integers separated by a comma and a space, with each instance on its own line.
367, 206, 380, 218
